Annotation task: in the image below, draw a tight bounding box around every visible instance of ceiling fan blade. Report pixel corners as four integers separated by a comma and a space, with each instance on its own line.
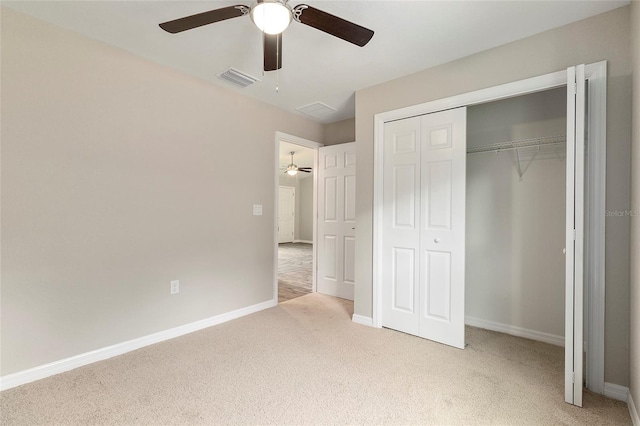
298, 167, 313, 171
159, 5, 248, 34
299, 169, 312, 173
294, 5, 374, 47
264, 33, 283, 71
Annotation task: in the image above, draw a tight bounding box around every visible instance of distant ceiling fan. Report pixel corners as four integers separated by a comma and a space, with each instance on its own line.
159, 0, 374, 71
282, 151, 311, 176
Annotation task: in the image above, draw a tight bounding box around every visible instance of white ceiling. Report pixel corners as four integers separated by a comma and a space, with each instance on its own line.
279, 141, 314, 169
4, 1, 629, 123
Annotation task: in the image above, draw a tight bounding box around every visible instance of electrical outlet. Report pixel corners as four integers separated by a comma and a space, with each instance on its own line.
170, 280, 179, 294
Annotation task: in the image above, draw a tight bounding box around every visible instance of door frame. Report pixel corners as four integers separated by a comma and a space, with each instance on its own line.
273, 131, 323, 302
371, 62, 607, 394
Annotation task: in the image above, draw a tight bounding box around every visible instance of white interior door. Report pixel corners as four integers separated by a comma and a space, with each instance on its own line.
565, 64, 586, 407
317, 142, 356, 300
278, 186, 295, 243
381, 107, 467, 349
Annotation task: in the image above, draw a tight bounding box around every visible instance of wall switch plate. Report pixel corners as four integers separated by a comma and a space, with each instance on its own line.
170, 280, 179, 294
253, 204, 263, 216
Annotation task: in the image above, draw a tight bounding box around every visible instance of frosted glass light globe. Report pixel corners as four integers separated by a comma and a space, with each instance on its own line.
251, 2, 292, 35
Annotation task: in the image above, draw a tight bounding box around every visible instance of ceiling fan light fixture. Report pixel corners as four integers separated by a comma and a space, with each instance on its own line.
251, 1, 292, 35
286, 164, 298, 175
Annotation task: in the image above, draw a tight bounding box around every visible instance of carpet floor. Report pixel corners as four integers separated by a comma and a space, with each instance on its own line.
278, 243, 312, 303
0, 294, 631, 425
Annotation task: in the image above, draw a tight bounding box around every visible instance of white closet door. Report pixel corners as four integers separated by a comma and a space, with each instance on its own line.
381, 117, 422, 334
565, 64, 585, 407
278, 186, 295, 243
419, 108, 467, 349
317, 142, 356, 300
381, 108, 466, 349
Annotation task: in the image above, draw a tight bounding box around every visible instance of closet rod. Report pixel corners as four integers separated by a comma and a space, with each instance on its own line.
466, 135, 566, 155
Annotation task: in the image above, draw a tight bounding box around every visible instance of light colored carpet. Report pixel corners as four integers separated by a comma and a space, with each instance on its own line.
278, 243, 312, 303
0, 294, 631, 425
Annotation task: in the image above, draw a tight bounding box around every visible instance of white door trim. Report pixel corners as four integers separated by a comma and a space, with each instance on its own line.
273, 132, 323, 302
372, 62, 607, 395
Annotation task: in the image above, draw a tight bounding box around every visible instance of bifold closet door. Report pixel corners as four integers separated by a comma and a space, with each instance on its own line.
382, 107, 467, 349
317, 142, 356, 300
381, 117, 421, 335
565, 64, 585, 407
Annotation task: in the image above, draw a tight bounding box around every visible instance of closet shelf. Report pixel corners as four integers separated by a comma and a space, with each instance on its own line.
466, 135, 566, 154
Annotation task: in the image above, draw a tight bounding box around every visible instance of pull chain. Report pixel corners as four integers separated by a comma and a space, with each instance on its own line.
276, 34, 280, 93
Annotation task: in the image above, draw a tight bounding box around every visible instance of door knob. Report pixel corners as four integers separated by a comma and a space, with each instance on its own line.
434, 238, 441, 243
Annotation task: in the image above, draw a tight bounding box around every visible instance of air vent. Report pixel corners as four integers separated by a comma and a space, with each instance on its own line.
296, 102, 337, 119
217, 68, 259, 88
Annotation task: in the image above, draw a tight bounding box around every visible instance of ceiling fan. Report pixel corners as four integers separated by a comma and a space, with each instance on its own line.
282, 151, 312, 176
159, 0, 374, 72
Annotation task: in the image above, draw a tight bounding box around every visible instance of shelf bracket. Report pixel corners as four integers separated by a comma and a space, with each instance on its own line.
514, 146, 539, 180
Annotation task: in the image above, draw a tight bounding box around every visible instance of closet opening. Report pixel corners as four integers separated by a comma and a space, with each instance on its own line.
372, 63, 606, 406
465, 86, 570, 367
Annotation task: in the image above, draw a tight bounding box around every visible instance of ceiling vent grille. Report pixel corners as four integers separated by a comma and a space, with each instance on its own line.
296, 102, 337, 119
218, 68, 259, 88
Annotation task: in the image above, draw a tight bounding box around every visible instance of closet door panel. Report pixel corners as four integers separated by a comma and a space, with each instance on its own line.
393, 164, 417, 228
382, 117, 421, 335
425, 161, 453, 230
424, 250, 451, 321
392, 247, 416, 313
565, 64, 585, 407
419, 108, 466, 349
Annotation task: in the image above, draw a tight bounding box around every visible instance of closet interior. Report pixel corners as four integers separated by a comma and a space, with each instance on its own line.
465, 87, 568, 344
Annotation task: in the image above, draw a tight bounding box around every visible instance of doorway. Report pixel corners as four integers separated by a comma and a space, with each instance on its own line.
274, 133, 322, 303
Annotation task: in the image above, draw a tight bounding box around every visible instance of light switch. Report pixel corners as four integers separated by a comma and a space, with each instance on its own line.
253, 204, 263, 216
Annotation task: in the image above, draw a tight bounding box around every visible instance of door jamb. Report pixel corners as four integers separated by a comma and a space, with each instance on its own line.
371, 62, 606, 394
273, 132, 323, 302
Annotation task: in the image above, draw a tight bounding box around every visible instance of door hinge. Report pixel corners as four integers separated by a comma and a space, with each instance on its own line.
573, 229, 576, 241
572, 372, 575, 384
569, 82, 577, 96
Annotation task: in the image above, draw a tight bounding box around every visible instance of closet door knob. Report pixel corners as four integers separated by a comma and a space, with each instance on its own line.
434, 238, 441, 243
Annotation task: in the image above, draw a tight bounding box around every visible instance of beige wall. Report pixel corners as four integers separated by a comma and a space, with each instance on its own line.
629, 0, 639, 413
355, 7, 632, 386
0, 8, 324, 376
324, 118, 355, 146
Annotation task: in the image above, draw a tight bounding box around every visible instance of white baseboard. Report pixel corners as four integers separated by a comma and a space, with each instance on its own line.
465, 316, 564, 347
352, 314, 373, 327
603, 382, 629, 403
0, 298, 277, 392
293, 240, 313, 244
629, 391, 639, 426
